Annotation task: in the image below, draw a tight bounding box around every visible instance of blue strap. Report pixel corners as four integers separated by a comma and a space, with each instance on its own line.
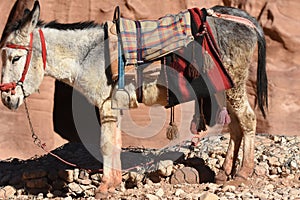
118, 36, 125, 89
113, 6, 125, 89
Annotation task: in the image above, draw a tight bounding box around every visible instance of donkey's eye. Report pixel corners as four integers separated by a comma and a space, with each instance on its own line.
12, 56, 21, 64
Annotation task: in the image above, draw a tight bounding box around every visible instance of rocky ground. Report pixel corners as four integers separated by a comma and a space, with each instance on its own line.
0, 133, 299, 200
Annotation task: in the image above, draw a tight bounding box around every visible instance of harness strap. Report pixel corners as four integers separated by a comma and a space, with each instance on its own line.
136, 66, 143, 103
39, 29, 47, 70
135, 20, 144, 102
135, 20, 143, 64
5, 44, 30, 51
19, 32, 34, 83
0, 82, 17, 94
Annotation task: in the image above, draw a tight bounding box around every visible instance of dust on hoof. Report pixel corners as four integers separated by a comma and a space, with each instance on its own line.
215, 170, 228, 184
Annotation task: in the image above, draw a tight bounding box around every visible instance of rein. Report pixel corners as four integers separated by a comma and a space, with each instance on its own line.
0, 29, 47, 95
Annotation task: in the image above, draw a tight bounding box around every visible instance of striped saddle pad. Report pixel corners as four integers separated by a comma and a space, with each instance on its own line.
119, 10, 194, 64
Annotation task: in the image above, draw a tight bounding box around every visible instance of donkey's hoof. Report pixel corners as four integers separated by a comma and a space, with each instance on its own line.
95, 185, 117, 199
95, 185, 109, 199
95, 191, 108, 200
108, 186, 116, 194
215, 170, 228, 184
225, 175, 249, 187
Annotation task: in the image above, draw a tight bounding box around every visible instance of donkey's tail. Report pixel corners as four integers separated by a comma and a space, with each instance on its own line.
255, 24, 268, 118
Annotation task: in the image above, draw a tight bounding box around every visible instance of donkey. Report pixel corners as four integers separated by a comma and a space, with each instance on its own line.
0, 1, 267, 197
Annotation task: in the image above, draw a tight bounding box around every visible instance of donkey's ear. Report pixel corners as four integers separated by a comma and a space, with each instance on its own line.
23, 9, 31, 18
20, 1, 40, 35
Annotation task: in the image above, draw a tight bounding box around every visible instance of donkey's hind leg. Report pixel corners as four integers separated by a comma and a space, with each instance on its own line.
216, 104, 243, 183
235, 98, 256, 180
217, 89, 256, 184
95, 100, 122, 198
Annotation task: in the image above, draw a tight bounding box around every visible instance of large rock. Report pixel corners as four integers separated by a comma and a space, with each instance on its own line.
0, 186, 16, 199
170, 167, 200, 184
0, 0, 299, 159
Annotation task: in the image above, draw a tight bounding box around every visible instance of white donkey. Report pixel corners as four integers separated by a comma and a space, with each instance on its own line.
0, 1, 267, 198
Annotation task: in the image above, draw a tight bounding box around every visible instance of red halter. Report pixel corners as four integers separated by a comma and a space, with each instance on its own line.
0, 29, 47, 95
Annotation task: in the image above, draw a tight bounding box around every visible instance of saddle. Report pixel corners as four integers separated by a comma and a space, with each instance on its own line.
106, 7, 234, 138
119, 10, 193, 64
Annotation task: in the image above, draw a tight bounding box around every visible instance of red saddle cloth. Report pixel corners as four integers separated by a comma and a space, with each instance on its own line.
165, 8, 234, 106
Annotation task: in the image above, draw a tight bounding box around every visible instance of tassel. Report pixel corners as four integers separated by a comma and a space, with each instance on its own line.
166, 107, 179, 140
217, 107, 231, 125
190, 98, 207, 134
190, 117, 198, 135
166, 122, 179, 140
190, 114, 207, 134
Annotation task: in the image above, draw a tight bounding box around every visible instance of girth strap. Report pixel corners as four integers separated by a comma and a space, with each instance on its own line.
135, 20, 144, 103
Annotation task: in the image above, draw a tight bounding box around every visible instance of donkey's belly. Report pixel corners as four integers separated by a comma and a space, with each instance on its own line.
142, 83, 168, 106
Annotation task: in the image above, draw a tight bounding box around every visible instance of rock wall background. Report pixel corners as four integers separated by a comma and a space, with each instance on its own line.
0, 0, 299, 159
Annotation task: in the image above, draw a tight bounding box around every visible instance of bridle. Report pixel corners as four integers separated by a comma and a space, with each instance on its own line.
0, 29, 47, 95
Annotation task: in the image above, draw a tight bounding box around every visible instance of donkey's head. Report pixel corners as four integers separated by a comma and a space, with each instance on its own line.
1, 1, 44, 110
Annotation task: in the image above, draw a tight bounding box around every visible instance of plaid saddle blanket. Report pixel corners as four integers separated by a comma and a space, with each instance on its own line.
119, 10, 194, 64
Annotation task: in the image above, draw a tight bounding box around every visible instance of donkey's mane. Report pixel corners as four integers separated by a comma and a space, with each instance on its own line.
39, 20, 101, 30
1, 20, 100, 46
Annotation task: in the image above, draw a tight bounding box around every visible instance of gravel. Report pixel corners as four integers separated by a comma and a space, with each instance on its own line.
0, 133, 299, 199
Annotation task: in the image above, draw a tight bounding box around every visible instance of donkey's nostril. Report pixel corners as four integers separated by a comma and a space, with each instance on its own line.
6, 96, 11, 103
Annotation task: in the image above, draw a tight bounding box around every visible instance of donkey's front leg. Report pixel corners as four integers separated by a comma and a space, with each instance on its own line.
95, 100, 122, 198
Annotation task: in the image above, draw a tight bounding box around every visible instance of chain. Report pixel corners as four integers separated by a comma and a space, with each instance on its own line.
20, 84, 45, 149
23, 98, 45, 148
21, 92, 95, 170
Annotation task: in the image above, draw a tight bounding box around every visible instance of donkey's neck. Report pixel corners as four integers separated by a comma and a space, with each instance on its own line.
37, 25, 112, 105
40, 26, 105, 84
